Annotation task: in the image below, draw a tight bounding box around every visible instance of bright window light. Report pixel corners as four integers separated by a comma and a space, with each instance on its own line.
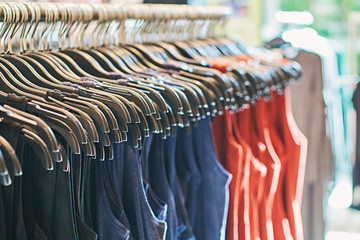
328, 175, 353, 209
275, 11, 314, 25
281, 28, 318, 48
326, 231, 360, 240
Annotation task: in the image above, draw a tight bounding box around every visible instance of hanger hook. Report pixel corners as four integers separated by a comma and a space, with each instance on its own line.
136, 5, 146, 43
116, 5, 127, 46
0, 3, 10, 54
106, 5, 117, 46
101, 4, 113, 47
41, 3, 52, 51
46, 3, 59, 51
78, 3, 92, 49
4, 2, 21, 54
68, 4, 81, 49
20, 2, 33, 53
56, 3, 66, 50
37, 2, 50, 52
27, 2, 41, 53
91, 3, 104, 48
63, 3, 76, 49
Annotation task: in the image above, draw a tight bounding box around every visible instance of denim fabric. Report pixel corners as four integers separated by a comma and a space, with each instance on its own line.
76, 216, 98, 240
163, 130, 196, 240
53, 162, 78, 240
0, 185, 5, 240
69, 152, 98, 240
102, 157, 130, 235
140, 135, 168, 226
143, 182, 168, 224
90, 158, 130, 240
22, 141, 77, 240
104, 142, 125, 201
80, 150, 96, 229
140, 133, 154, 183
121, 140, 167, 239
70, 153, 82, 218
145, 133, 178, 240
104, 139, 168, 239
0, 122, 28, 240
191, 117, 231, 240
175, 127, 202, 227
103, 142, 138, 239
80, 142, 131, 240
2, 137, 28, 240
21, 144, 47, 240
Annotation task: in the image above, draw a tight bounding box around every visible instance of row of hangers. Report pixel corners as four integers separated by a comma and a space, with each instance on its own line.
0, 2, 301, 187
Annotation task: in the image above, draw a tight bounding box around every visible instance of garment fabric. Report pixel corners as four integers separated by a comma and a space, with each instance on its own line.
212, 110, 245, 240
0, 183, 6, 240
250, 99, 281, 240
352, 83, 360, 209
211, 96, 307, 240
120, 140, 167, 240
4, 138, 28, 240
146, 133, 179, 240
290, 50, 333, 240
22, 142, 77, 240
90, 157, 130, 240
266, 94, 291, 240
235, 109, 267, 240
164, 130, 196, 240
190, 117, 231, 240
70, 153, 98, 240
0, 90, 307, 240
0, 37, 306, 240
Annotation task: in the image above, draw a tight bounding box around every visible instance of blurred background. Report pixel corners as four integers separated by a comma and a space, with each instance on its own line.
20, 0, 360, 239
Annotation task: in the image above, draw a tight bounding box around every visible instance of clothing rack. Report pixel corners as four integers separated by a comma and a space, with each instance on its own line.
0, 2, 306, 240
0, 3, 232, 53
0, 3, 231, 22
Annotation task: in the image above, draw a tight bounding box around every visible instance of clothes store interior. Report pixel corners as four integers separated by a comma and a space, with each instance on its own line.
0, 0, 359, 240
